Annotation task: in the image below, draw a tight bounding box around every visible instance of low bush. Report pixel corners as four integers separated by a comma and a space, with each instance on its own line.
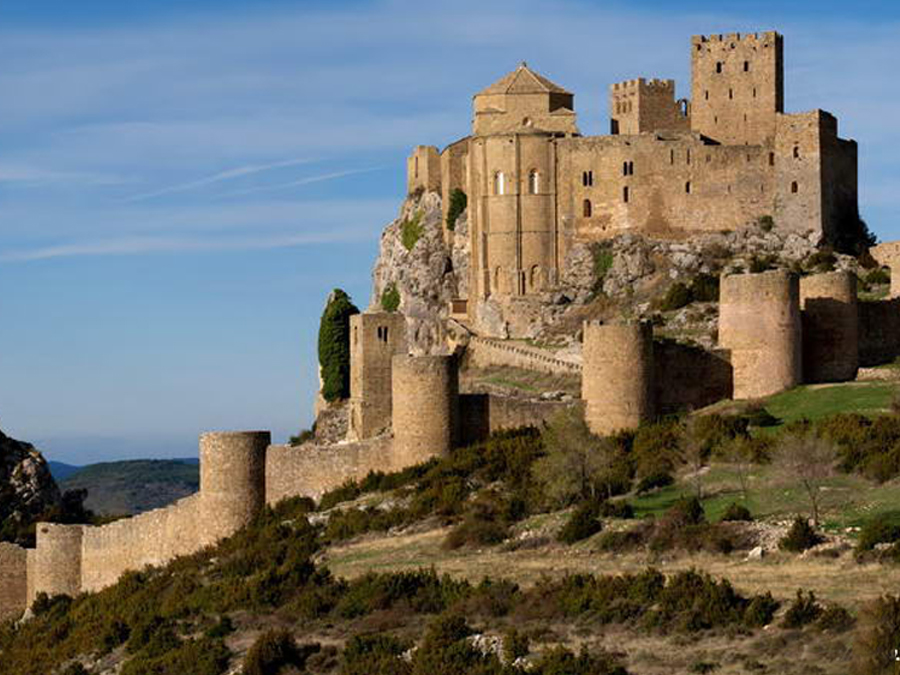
690, 273, 720, 302
856, 513, 900, 552
598, 500, 634, 519
720, 503, 753, 522
779, 517, 823, 553
446, 188, 467, 231
781, 589, 822, 629
289, 428, 315, 446
380, 283, 401, 312
503, 628, 529, 661
867, 267, 891, 286
340, 633, 411, 675
806, 248, 837, 273
660, 282, 693, 311
749, 255, 777, 273
636, 472, 674, 493
816, 604, 855, 632
557, 502, 603, 544
852, 594, 900, 674
758, 215, 775, 232
743, 592, 779, 627
401, 211, 424, 250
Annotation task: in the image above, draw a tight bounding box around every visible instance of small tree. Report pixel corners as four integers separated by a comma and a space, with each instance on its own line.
722, 436, 755, 501
445, 188, 467, 231
681, 418, 706, 499
317, 289, 359, 402
537, 407, 617, 506
774, 432, 837, 527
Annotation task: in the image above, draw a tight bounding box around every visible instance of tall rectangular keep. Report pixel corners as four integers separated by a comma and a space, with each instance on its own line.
349, 312, 407, 440
691, 32, 783, 145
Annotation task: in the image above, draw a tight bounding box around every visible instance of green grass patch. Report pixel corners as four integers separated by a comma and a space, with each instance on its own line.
762, 383, 896, 425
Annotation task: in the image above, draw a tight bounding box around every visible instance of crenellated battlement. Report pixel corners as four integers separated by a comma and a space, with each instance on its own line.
692, 31, 779, 45
611, 78, 675, 93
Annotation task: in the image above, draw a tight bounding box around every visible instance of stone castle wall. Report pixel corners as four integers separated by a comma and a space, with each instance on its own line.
458, 394, 574, 446
858, 299, 900, 367
800, 271, 859, 382
653, 341, 733, 414
265, 437, 392, 504
0, 543, 27, 621
719, 270, 801, 399
467, 336, 581, 376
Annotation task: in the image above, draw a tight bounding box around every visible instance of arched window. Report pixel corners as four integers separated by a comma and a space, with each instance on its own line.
791, 181, 799, 194
793, 146, 800, 159
670, 149, 675, 165
582, 170, 593, 187
583, 199, 592, 217
716, 62, 723, 74
686, 149, 691, 165
622, 162, 628, 177
494, 171, 505, 195
704, 90, 709, 100
729, 88, 734, 100
685, 181, 692, 194
744, 60, 750, 72
753, 87, 757, 98
769, 152, 775, 166
628, 161, 634, 176
623, 186, 629, 203
528, 170, 539, 195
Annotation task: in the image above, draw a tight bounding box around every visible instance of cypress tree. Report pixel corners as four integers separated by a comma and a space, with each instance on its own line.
317, 289, 359, 402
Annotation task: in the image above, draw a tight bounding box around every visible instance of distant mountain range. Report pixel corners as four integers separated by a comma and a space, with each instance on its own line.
54, 458, 200, 516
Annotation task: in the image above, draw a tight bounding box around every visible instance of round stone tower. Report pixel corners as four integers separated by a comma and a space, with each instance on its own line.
199, 431, 270, 544
33, 523, 84, 599
582, 320, 655, 435
800, 271, 859, 383
391, 355, 458, 469
719, 270, 802, 399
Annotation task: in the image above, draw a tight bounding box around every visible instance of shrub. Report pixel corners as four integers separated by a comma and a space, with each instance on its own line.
690, 273, 720, 302
590, 242, 615, 292
341, 633, 411, 675
744, 592, 779, 627
807, 248, 837, 273
660, 282, 693, 311
317, 289, 359, 402
446, 188, 467, 231
867, 267, 891, 286
721, 503, 753, 522
289, 428, 315, 446
532, 646, 628, 675
817, 604, 855, 632
242, 629, 307, 675
857, 513, 900, 552
401, 211, 423, 251
503, 628, 529, 661
444, 513, 509, 549
852, 594, 900, 674
557, 502, 603, 545
749, 255, 776, 273
781, 589, 822, 629
779, 517, 823, 553
636, 471, 674, 494
758, 215, 775, 232
319, 479, 362, 511
632, 419, 683, 478
665, 497, 706, 528
598, 500, 634, 519
380, 283, 401, 312
61, 665, 90, 675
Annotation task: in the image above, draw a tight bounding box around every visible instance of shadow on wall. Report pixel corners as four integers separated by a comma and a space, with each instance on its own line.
654, 340, 734, 415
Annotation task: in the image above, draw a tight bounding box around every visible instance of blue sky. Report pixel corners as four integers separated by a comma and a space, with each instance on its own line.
0, 0, 897, 463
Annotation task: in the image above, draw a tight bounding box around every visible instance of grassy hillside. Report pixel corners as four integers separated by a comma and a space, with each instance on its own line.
5, 380, 900, 674
61, 460, 199, 516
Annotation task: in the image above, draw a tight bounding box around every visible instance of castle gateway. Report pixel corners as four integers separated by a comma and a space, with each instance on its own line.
408, 31, 858, 308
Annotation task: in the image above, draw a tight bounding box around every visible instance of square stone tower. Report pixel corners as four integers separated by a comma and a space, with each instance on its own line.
609, 78, 690, 135
690, 32, 783, 145
348, 312, 407, 440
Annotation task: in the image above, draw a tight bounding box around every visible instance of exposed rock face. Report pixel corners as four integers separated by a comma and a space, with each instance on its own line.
369, 191, 460, 355
0, 429, 62, 535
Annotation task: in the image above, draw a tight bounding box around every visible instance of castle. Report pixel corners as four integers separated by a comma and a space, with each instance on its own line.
0, 30, 893, 624
409, 31, 858, 318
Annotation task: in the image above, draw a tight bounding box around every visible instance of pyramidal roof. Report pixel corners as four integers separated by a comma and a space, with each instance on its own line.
476, 62, 571, 97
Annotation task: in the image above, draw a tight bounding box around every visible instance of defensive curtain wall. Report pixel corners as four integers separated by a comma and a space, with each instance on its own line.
4, 267, 900, 620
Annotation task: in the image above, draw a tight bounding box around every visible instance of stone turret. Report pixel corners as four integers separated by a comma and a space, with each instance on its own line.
391, 355, 459, 469
800, 271, 859, 383
199, 431, 269, 545
582, 320, 655, 434
32, 523, 84, 602
719, 270, 801, 399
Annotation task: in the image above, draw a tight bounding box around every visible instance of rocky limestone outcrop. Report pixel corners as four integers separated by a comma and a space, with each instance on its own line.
0, 429, 62, 536
369, 191, 460, 355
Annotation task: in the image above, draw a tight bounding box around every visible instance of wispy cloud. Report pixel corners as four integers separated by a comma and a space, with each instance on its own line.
0, 229, 368, 263
0, 164, 130, 187
122, 156, 316, 202
221, 166, 388, 198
